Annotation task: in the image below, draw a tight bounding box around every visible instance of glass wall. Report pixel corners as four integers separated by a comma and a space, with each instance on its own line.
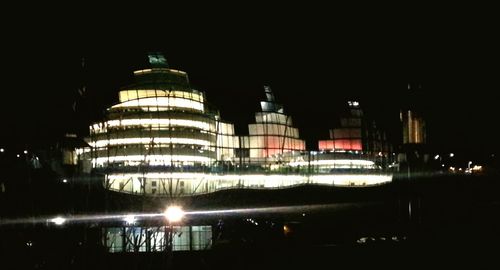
240, 86, 306, 165
103, 225, 212, 253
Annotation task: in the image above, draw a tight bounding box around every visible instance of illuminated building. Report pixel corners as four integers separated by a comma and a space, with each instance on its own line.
401, 110, 426, 144
398, 83, 429, 173
317, 101, 392, 171
80, 53, 239, 196
401, 83, 426, 144
72, 54, 393, 253
78, 53, 392, 198
237, 85, 306, 167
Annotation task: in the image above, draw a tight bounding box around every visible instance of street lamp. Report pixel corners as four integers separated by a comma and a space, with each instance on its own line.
164, 206, 184, 223
163, 206, 185, 255
50, 216, 66, 226
123, 214, 136, 225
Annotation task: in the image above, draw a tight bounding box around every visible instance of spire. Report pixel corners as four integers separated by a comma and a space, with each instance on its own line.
261, 85, 283, 113
263, 85, 275, 102
147, 52, 169, 68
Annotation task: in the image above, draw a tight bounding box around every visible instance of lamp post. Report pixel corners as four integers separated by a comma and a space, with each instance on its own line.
164, 206, 184, 253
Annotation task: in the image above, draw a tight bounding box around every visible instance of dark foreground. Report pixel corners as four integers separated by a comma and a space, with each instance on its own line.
2, 174, 500, 269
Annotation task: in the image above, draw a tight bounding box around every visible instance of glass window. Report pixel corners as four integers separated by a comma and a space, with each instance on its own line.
191, 226, 212, 250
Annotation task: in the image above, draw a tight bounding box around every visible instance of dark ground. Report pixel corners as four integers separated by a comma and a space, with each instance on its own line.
1, 171, 500, 269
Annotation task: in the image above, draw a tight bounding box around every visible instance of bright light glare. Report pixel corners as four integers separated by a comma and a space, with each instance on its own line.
0, 148, 4, 152
124, 215, 136, 225
51, 217, 66, 225
23, 150, 28, 154
164, 206, 184, 223
449, 153, 454, 157
62, 179, 68, 183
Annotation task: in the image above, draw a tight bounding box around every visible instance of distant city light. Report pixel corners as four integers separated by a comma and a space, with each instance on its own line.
348, 101, 360, 107
62, 179, 68, 183
0, 148, 4, 152
472, 165, 483, 171
164, 206, 184, 223
434, 154, 440, 160
23, 150, 28, 154
123, 215, 136, 225
51, 217, 66, 226
449, 153, 454, 157
16, 154, 20, 158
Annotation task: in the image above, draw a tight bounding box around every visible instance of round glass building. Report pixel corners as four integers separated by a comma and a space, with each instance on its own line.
83, 53, 238, 196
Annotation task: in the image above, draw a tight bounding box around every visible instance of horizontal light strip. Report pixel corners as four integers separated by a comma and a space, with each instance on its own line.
93, 155, 212, 166
106, 119, 212, 131
90, 137, 212, 148
106, 173, 392, 186
112, 97, 203, 111
133, 68, 186, 75
288, 159, 375, 167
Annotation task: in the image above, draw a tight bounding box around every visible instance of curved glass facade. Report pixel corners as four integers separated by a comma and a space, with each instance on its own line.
82, 55, 240, 195
239, 86, 306, 166
79, 55, 391, 197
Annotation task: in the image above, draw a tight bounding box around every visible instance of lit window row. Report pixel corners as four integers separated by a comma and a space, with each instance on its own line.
255, 112, 292, 125
93, 155, 213, 166
318, 139, 363, 151
92, 119, 214, 133
112, 97, 204, 112
118, 89, 203, 103
288, 159, 376, 168
248, 124, 299, 137
242, 136, 305, 150
90, 137, 213, 148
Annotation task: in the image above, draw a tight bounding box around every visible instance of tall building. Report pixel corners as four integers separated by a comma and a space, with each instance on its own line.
401, 83, 426, 145
398, 83, 429, 173
237, 86, 306, 167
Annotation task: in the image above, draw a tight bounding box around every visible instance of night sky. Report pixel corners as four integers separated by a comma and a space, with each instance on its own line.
2, 20, 499, 158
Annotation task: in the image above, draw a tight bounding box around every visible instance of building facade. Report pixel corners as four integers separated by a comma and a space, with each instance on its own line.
237, 85, 306, 167
318, 101, 392, 170
78, 54, 392, 198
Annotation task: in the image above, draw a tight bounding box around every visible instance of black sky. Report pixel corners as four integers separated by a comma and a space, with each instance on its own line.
1, 15, 499, 157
